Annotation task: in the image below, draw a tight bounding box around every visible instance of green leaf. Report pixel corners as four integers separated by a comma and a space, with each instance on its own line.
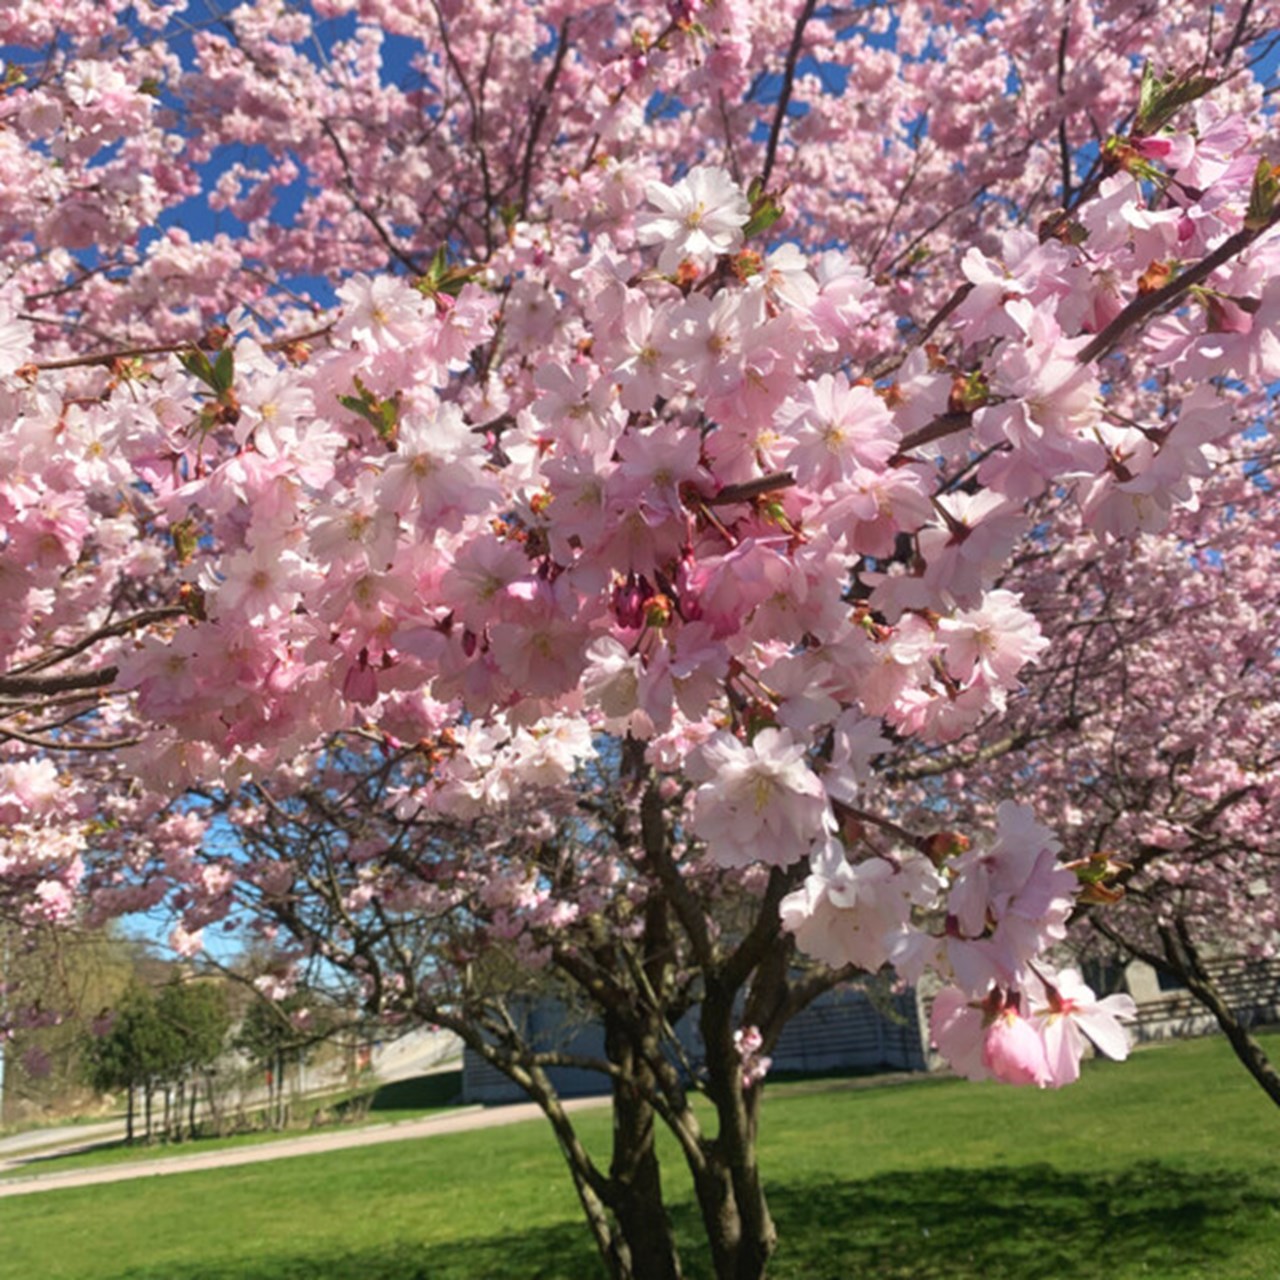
171, 518, 199, 564
211, 347, 235, 394
1245, 157, 1280, 231
339, 376, 400, 443
1136, 62, 1161, 134
437, 267, 477, 298
954, 369, 988, 412
179, 348, 215, 387
743, 196, 784, 240
1134, 63, 1217, 136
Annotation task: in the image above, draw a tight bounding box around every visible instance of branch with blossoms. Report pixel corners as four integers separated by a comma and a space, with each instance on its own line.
1078, 206, 1280, 364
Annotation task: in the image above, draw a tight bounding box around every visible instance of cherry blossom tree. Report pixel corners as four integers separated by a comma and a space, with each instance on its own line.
197, 736, 860, 1279
893, 450, 1280, 1105
2, 2, 1280, 1277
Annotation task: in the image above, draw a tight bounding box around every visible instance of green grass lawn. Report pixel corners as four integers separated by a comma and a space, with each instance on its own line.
3, 1035, 1278, 1280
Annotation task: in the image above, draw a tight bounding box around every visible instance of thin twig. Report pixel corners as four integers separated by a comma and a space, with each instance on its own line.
1056, 18, 1073, 206
320, 119, 423, 274
7, 606, 189, 676
0, 726, 143, 751
517, 18, 572, 218
760, 0, 818, 187
1220, 0, 1257, 66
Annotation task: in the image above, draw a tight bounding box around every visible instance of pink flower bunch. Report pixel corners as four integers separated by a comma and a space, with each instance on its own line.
733, 1025, 773, 1089
931, 969, 1137, 1088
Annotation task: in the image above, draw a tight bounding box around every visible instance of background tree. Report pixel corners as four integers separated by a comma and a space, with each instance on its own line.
82, 983, 175, 1144
83, 978, 229, 1143
234, 984, 341, 1131
888, 453, 1280, 1101
155, 980, 230, 1140
0, 923, 139, 1126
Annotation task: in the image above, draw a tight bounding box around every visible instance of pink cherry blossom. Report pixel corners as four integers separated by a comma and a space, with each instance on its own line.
692, 728, 829, 869
636, 165, 749, 274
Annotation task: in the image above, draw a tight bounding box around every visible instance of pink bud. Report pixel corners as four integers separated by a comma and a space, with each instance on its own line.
342, 659, 379, 705
612, 572, 652, 629
983, 1006, 1051, 1087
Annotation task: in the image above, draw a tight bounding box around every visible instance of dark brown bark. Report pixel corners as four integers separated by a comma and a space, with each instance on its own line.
1160, 919, 1280, 1108
605, 1012, 682, 1280
695, 978, 777, 1280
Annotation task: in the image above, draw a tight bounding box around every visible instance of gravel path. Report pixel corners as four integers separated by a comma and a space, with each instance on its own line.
0, 1096, 611, 1200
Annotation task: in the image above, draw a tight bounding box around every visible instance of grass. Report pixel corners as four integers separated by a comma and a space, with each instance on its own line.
1, 1071, 464, 1175
3, 1035, 1279, 1280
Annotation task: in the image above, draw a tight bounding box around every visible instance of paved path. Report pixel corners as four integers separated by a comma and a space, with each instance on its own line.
0, 1095, 611, 1200
0, 1120, 124, 1159
0, 1036, 463, 1192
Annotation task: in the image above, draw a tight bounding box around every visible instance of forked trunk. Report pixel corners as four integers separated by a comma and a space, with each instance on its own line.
604, 1014, 683, 1280
689, 1147, 775, 1280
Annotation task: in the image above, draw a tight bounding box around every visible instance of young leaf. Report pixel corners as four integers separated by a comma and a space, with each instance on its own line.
744, 196, 784, 240
179, 348, 215, 387
211, 348, 235, 395
1133, 63, 1217, 136
1245, 157, 1280, 231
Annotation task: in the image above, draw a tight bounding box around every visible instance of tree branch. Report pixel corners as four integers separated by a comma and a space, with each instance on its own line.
320, 119, 423, 275
0, 667, 117, 697
517, 19, 572, 217
760, 0, 818, 187
1078, 216, 1279, 365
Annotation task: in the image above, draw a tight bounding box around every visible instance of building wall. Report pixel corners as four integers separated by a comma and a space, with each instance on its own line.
461, 985, 932, 1104
1125, 956, 1280, 1042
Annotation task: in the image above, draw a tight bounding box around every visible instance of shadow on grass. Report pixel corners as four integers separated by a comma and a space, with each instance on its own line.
109, 1227, 600, 1280
366, 1070, 463, 1113
105, 1160, 1268, 1280
759, 1160, 1264, 1279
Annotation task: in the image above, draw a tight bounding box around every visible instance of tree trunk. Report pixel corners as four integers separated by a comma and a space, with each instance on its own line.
691, 1158, 745, 1280
126, 1085, 134, 1145
605, 1014, 683, 1280
273, 1051, 284, 1129
688, 1137, 774, 1280
456, 1027, 660, 1280
144, 1083, 153, 1143
694, 981, 777, 1280
519, 1061, 628, 1280
1161, 920, 1280, 1107
204, 1072, 221, 1135
684, 1136, 775, 1280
